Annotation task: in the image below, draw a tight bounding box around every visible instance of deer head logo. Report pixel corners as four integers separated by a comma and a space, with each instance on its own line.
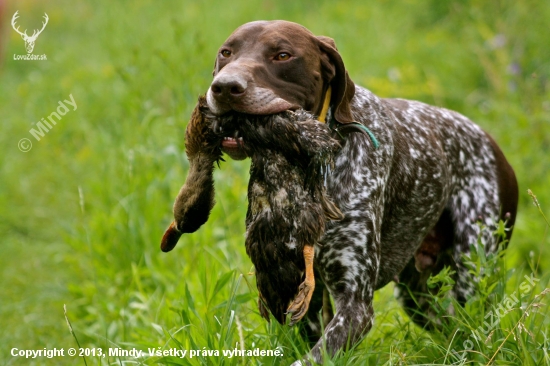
11, 11, 49, 54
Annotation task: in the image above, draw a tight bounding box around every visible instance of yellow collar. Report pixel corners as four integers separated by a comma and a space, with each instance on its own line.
318, 86, 332, 123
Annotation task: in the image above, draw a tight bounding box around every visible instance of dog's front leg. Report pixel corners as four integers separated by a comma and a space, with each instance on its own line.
295, 209, 381, 365
304, 296, 374, 365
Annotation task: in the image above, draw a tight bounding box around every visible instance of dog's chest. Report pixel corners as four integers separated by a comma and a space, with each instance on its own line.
320, 86, 498, 287
324, 87, 451, 229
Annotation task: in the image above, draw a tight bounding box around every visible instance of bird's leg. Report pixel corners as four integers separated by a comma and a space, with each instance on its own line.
287, 245, 315, 326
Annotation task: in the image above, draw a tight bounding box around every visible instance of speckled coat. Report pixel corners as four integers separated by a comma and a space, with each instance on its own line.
171, 20, 519, 365
305, 85, 518, 361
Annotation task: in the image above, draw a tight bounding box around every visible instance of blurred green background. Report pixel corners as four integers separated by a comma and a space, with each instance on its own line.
1, 0, 549, 365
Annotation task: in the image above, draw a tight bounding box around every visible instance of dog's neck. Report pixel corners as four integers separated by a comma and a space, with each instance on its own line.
321, 87, 379, 149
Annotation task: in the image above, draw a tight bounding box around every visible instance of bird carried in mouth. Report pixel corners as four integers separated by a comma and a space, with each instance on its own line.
161, 96, 343, 325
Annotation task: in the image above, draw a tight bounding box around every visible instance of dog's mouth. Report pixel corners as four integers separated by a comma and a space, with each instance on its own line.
220, 130, 248, 160
213, 108, 298, 161
221, 136, 243, 148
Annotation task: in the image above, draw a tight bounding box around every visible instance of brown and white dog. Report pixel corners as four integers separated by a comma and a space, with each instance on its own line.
204, 20, 518, 364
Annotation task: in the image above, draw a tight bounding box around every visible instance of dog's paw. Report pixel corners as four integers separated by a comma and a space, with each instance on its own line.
287, 280, 315, 326
290, 357, 314, 366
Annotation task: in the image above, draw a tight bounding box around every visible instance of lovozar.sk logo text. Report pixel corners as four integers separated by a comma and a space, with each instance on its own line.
11, 11, 48, 61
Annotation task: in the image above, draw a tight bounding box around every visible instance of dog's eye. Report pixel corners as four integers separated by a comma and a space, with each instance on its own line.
220, 50, 232, 58
274, 53, 291, 61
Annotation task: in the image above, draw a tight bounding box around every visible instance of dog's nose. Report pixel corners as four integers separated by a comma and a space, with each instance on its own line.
210, 74, 247, 101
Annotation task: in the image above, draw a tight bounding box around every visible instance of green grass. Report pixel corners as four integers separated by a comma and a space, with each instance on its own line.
1, 0, 549, 364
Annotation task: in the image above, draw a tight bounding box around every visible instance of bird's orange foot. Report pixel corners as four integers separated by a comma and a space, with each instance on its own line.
287, 278, 315, 326
287, 245, 315, 326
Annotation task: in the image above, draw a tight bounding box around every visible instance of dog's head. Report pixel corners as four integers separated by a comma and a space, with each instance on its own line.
206, 20, 355, 160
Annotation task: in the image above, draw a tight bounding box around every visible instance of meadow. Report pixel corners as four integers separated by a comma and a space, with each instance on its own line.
1, 0, 549, 364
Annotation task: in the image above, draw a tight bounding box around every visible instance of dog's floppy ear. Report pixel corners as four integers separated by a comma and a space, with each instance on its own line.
317, 36, 355, 124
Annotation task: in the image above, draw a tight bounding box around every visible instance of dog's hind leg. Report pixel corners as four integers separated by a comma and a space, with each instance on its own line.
395, 252, 457, 329
397, 163, 516, 328
447, 176, 506, 303
447, 131, 517, 304
395, 209, 455, 329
